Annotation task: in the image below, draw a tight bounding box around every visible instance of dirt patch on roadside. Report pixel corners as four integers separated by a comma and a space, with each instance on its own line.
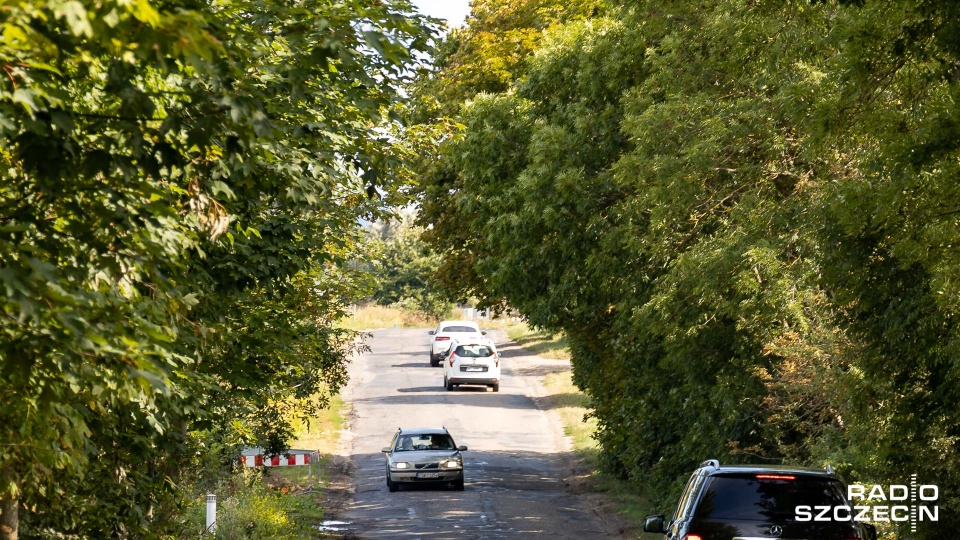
558, 452, 637, 536
504, 330, 639, 539
320, 455, 354, 513
310, 454, 359, 539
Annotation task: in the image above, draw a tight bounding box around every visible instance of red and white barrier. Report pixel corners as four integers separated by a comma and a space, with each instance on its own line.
239, 449, 319, 468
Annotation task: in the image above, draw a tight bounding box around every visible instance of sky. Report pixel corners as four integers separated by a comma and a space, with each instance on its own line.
410, 0, 472, 28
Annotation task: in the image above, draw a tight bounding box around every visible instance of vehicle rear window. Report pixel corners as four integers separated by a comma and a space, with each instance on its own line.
442, 326, 479, 333
693, 474, 848, 521
455, 345, 494, 357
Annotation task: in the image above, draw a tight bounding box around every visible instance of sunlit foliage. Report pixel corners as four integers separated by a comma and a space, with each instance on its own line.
414, 1, 960, 537
0, 0, 434, 534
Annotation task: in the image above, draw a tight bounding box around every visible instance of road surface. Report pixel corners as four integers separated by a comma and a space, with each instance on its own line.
334, 328, 628, 539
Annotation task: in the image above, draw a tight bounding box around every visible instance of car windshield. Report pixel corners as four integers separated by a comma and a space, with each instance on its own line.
693, 474, 849, 521
455, 345, 494, 357
395, 434, 456, 452
441, 326, 479, 333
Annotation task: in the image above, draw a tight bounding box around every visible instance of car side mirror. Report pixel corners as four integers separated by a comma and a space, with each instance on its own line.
643, 515, 666, 534
381, 447, 392, 453
481, 331, 487, 335
457, 445, 468, 451
428, 330, 435, 335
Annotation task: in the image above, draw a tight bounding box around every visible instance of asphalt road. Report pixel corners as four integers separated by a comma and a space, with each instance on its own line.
336, 328, 627, 540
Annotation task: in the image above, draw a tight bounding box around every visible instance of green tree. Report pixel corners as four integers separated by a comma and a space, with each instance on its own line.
367, 216, 450, 318
0, 0, 434, 535
413, 0, 604, 120
414, 1, 960, 537
414, 0, 609, 305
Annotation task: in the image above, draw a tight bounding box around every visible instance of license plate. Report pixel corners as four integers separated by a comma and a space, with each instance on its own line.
416, 472, 440, 479
464, 366, 484, 372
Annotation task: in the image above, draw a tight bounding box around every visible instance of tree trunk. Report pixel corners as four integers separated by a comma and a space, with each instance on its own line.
0, 497, 17, 540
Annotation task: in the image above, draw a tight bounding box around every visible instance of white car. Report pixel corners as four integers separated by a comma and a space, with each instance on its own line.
428, 320, 486, 367
442, 338, 501, 392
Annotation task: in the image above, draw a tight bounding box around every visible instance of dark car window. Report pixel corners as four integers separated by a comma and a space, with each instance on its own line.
693, 474, 848, 521
675, 473, 706, 521
395, 434, 456, 452
442, 326, 479, 333
454, 345, 494, 357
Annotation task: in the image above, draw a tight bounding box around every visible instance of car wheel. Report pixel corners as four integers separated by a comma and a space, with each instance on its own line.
387, 476, 398, 492
445, 377, 454, 391
430, 354, 439, 367
453, 478, 464, 491
492, 383, 499, 392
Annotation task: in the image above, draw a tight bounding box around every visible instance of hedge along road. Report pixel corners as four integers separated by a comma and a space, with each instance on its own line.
334, 327, 629, 539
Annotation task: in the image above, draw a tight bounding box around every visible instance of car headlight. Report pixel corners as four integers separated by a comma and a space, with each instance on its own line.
394, 462, 410, 469
443, 460, 462, 469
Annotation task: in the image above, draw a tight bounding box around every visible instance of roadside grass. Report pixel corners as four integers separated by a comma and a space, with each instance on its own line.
338, 304, 435, 330
290, 392, 348, 455
182, 470, 325, 540
513, 327, 652, 534
267, 392, 349, 488
181, 392, 349, 538
506, 323, 571, 360
337, 303, 515, 331
539, 370, 654, 533
541, 371, 597, 453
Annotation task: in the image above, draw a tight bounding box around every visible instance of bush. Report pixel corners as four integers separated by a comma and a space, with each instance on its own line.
180, 471, 322, 540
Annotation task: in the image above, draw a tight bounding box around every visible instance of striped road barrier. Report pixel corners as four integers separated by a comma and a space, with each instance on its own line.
239, 452, 317, 467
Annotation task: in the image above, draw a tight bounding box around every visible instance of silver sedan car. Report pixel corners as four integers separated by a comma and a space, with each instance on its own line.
382, 427, 467, 492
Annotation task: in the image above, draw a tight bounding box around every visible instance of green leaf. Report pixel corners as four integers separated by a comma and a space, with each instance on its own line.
12, 89, 39, 114
56, 1, 93, 37
133, 0, 161, 27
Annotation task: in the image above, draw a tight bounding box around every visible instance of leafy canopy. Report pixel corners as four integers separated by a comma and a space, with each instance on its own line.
413, 1, 960, 537
1, 0, 436, 534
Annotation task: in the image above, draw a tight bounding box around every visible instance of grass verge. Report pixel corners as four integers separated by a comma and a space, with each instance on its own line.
338, 303, 519, 332
338, 304, 425, 330
181, 469, 326, 540
515, 330, 652, 535
267, 392, 349, 488
540, 370, 655, 532
181, 392, 349, 538
338, 304, 441, 331
506, 323, 571, 360
541, 371, 597, 453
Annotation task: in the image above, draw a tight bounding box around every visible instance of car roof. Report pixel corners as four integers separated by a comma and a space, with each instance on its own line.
450, 337, 496, 346
397, 427, 450, 436
701, 462, 838, 478
437, 320, 480, 328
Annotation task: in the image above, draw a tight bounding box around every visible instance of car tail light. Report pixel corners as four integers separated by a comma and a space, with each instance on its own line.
495, 354, 499, 368
756, 474, 796, 480
449, 353, 455, 367
683, 535, 703, 540
435, 336, 450, 341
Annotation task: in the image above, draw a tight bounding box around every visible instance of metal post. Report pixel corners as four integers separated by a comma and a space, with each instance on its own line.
205, 493, 216, 534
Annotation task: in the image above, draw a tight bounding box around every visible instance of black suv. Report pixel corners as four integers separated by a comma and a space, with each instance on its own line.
643, 459, 878, 540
